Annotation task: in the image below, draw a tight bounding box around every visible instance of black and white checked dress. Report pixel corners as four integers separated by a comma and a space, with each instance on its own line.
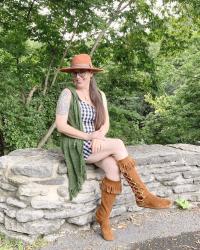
79, 99, 96, 160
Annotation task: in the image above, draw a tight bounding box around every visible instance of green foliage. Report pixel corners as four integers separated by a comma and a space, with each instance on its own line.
143, 35, 200, 144
108, 104, 143, 145
0, 0, 200, 154
0, 233, 47, 250
175, 198, 191, 210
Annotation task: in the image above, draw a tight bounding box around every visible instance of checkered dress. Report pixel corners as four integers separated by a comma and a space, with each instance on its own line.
79, 100, 96, 160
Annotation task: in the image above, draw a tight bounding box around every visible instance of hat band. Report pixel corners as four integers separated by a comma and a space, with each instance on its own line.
70, 63, 93, 68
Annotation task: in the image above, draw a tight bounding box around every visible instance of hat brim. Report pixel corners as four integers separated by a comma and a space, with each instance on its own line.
60, 66, 103, 73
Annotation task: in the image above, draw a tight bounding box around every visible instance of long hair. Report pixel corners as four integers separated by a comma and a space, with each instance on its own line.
89, 77, 106, 130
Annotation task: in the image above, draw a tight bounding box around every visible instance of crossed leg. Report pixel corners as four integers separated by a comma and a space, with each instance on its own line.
89, 138, 172, 241
86, 138, 128, 180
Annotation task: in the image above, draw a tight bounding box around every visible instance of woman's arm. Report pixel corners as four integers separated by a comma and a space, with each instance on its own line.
55, 88, 91, 140
56, 89, 104, 140
99, 91, 110, 136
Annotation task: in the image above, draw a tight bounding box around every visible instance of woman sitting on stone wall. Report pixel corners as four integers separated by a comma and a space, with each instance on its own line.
55, 54, 172, 241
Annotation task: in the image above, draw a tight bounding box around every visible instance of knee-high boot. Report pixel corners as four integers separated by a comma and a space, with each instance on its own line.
96, 177, 122, 241
117, 156, 172, 209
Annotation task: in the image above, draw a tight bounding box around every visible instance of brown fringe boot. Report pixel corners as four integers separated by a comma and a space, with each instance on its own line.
117, 156, 172, 209
96, 177, 122, 241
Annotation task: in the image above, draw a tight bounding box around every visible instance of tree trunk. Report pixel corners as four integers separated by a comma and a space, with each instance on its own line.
37, 122, 56, 148
26, 85, 38, 106
43, 54, 55, 96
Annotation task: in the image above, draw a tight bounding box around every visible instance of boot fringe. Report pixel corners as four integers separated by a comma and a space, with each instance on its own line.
117, 156, 136, 172
100, 177, 122, 194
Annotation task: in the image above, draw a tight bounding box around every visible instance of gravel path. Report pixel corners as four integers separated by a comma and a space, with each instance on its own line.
40, 207, 200, 250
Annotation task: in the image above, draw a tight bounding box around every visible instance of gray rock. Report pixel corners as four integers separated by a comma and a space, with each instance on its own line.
182, 153, 200, 166
174, 192, 200, 202
8, 148, 47, 157
115, 193, 135, 206
155, 173, 180, 182
183, 171, 200, 179
16, 208, 44, 222
167, 144, 200, 153
86, 165, 104, 180
43, 233, 63, 242
127, 204, 144, 212
150, 166, 191, 174
18, 183, 48, 197
35, 176, 65, 185
57, 186, 69, 198
0, 211, 4, 223
0, 202, 9, 211
135, 154, 183, 166
10, 158, 55, 178
173, 184, 200, 194
0, 197, 6, 202
80, 180, 100, 193
7, 175, 30, 186
44, 209, 69, 219
64, 202, 97, 218
194, 177, 200, 184
195, 194, 200, 201
4, 207, 17, 218
0, 224, 37, 243
127, 144, 178, 158
0, 156, 10, 169
140, 175, 155, 183
163, 177, 194, 186
146, 182, 160, 189
57, 162, 67, 174
0, 188, 13, 197
6, 197, 27, 208
67, 212, 94, 226
156, 188, 173, 198
5, 216, 65, 235
0, 181, 17, 192
31, 196, 65, 209
71, 192, 97, 204
17, 195, 32, 203
110, 205, 127, 217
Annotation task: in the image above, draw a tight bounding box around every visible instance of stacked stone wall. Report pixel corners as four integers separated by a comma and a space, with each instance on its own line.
0, 144, 199, 242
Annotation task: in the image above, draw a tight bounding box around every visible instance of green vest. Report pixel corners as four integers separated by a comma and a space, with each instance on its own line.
61, 87, 86, 200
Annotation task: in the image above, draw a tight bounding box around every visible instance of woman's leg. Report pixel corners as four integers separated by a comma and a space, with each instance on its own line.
94, 156, 121, 181
92, 155, 122, 241
86, 138, 128, 164
86, 137, 172, 209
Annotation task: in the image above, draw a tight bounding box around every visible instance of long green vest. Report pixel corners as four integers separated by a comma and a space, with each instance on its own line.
61, 87, 86, 200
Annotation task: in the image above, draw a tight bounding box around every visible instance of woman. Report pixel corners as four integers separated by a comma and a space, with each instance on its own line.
56, 54, 172, 241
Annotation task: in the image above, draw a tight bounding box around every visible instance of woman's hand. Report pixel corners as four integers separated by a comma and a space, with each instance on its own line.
90, 129, 105, 140
91, 139, 104, 154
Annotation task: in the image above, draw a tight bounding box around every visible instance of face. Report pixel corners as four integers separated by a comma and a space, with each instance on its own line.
72, 70, 93, 88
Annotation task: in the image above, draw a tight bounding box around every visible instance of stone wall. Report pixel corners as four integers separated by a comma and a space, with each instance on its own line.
0, 144, 200, 242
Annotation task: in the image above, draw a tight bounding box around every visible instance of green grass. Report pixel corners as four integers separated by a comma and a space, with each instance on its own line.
0, 234, 48, 250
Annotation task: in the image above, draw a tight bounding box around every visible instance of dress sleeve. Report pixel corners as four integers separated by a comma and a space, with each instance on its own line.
56, 89, 72, 116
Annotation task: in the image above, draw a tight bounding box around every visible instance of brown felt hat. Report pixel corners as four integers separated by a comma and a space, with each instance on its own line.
60, 54, 103, 73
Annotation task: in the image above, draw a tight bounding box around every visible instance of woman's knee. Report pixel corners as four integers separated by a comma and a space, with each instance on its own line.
112, 138, 126, 151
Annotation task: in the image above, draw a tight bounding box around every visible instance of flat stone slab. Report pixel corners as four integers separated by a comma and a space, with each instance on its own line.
10, 158, 55, 178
